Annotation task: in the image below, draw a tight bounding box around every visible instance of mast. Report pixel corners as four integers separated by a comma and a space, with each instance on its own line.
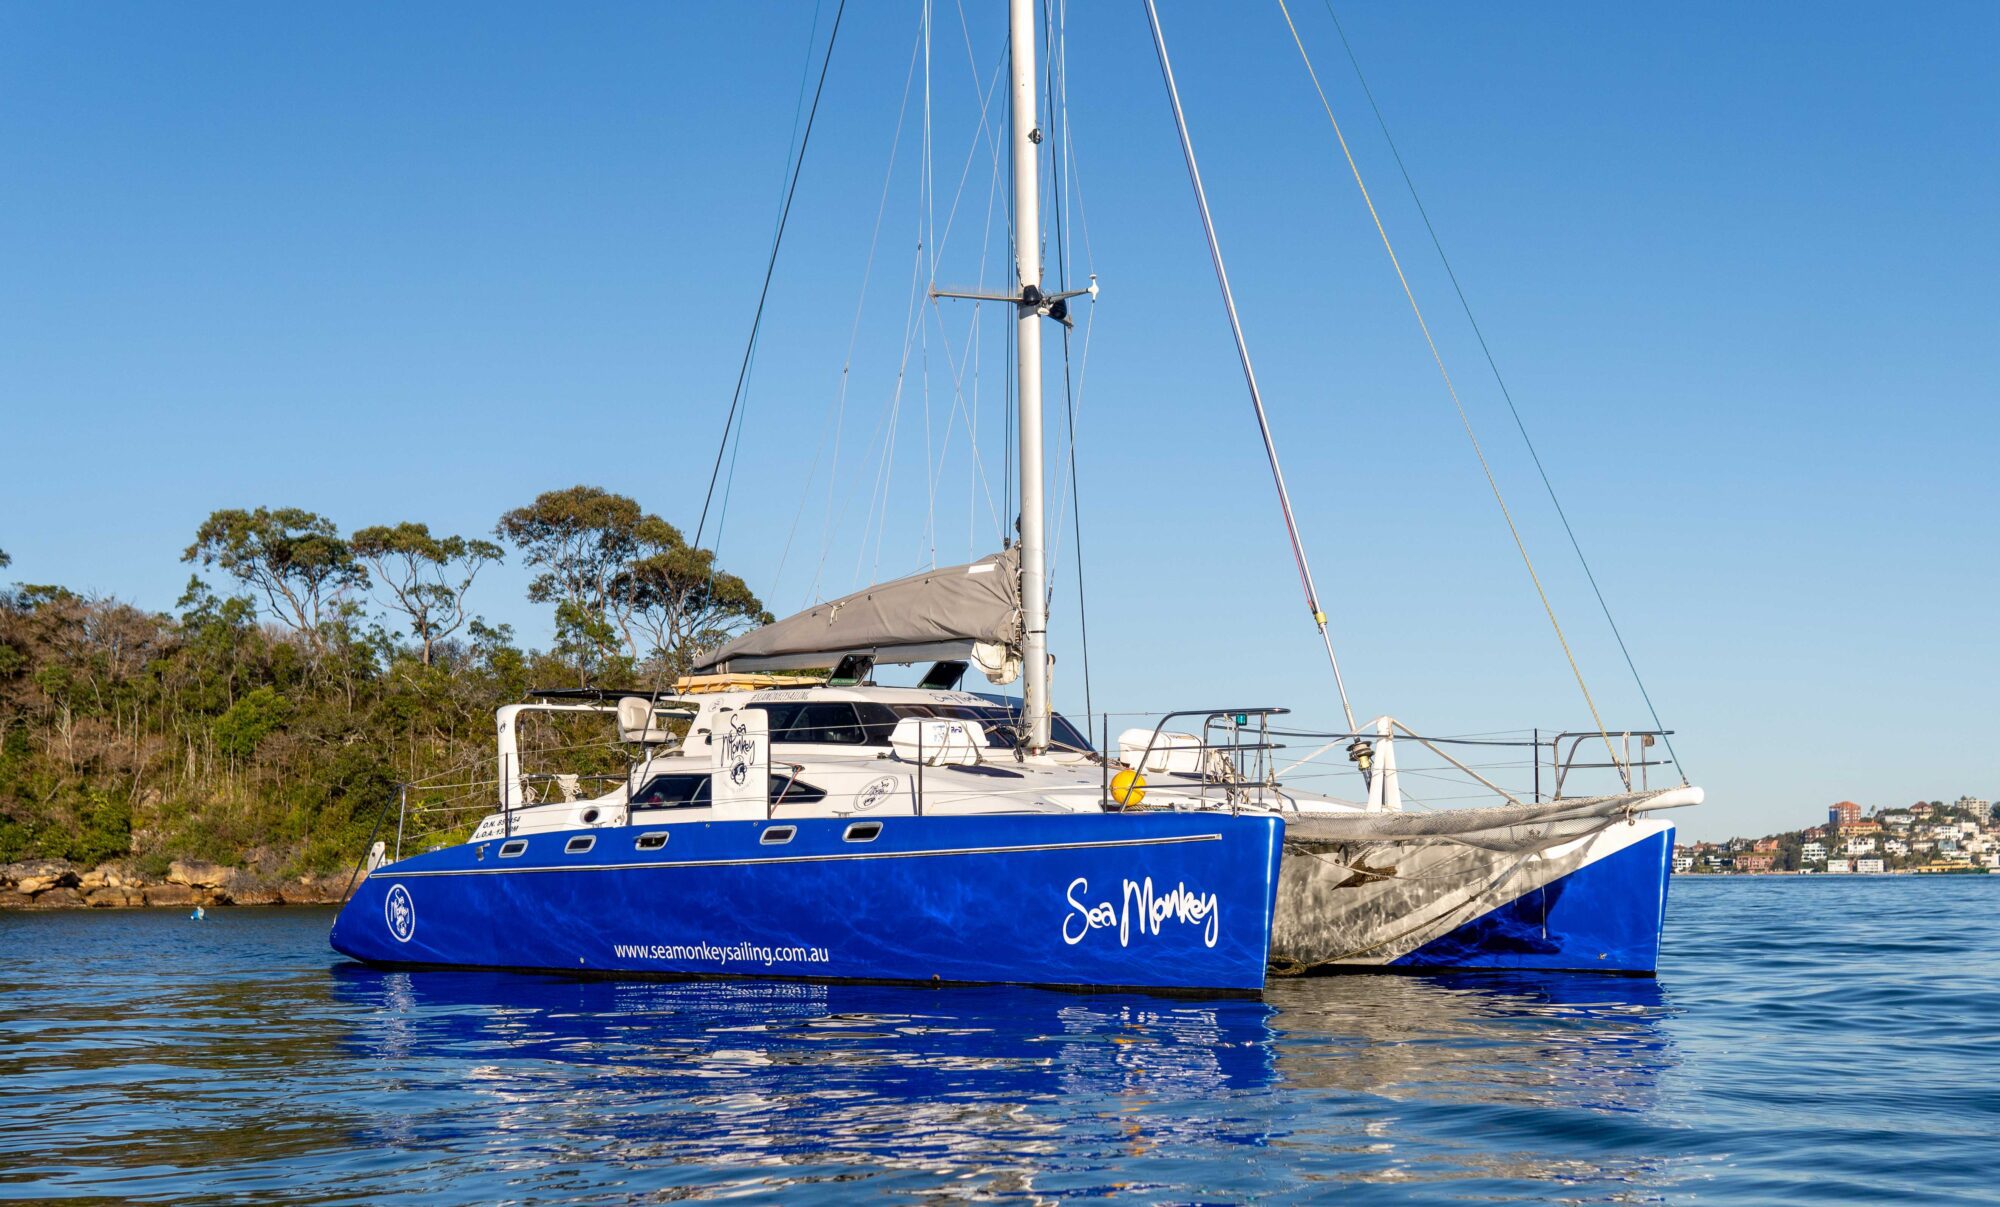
1010, 0, 1051, 752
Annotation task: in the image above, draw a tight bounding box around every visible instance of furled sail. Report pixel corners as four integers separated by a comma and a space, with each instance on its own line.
693, 548, 1022, 677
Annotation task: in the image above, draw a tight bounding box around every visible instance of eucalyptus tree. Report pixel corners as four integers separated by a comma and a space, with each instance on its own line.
350, 522, 503, 665
183, 508, 367, 655
618, 542, 771, 676
495, 485, 768, 677
496, 486, 654, 673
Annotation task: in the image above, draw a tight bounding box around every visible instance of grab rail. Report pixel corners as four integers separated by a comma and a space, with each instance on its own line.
1119, 707, 1290, 813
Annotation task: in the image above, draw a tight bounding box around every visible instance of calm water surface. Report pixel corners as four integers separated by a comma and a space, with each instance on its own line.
3, 877, 1997, 1203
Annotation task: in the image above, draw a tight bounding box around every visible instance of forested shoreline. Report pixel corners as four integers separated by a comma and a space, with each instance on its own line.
0, 486, 769, 907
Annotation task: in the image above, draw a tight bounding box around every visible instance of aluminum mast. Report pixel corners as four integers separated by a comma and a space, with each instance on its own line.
1010, 0, 1051, 752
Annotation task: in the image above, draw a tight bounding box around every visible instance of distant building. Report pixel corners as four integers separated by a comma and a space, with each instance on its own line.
1885, 838, 1910, 857
1911, 802, 1935, 817
1801, 840, 1828, 864
1844, 837, 1878, 856
1956, 796, 1990, 819
1830, 801, 1863, 828
1738, 853, 1775, 874
1753, 838, 1780, 853
1880, 811, 1913, 828
1855, 858, 1886, 874
1824, 858, 1853, 874
1672, 853, 1695, 874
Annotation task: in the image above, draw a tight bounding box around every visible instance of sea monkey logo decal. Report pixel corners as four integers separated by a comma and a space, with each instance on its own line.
384, 883, 416, 943
723, 714, 756, 786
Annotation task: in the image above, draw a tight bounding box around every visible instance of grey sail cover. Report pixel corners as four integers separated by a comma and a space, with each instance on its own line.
693, 548, 1021, 672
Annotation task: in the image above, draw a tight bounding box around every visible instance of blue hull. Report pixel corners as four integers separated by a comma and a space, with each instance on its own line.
331, 812, 1284, 993
1389, 826, 1674, 974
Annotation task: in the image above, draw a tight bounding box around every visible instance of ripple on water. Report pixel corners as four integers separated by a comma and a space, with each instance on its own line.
2, 877, 1999, 1202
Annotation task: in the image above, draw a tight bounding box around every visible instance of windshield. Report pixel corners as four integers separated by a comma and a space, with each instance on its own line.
746, 699, 1092, 751
878, 702, 1093, 752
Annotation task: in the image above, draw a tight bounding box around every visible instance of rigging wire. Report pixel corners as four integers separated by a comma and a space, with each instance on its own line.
785, 23, 929, 607
1139, 0, 1361, 734
693, 0, 848, 554
1044, 0, 1092, 727
1319, 0, 1684, 780
1273, 0, 1626, 782
919, 40, 1011, 559
642, 1, 831, 701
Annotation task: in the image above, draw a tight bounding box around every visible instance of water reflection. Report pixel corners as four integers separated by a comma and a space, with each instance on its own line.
2, 910, 1703, 1202
329, 967, 1282, 1196
317, 965, 1679, 1199
1269, 972, 1673, 1105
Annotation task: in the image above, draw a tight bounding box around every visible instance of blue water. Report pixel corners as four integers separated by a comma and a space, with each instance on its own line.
3, 877, 1997, 1203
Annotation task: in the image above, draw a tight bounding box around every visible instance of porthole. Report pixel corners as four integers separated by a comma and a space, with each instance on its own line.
635, 832, 669, 851
760, 825, 797, 846
581, 808, 601, 824
499, 840, 528, 858
843, 821, 883, 843
565, 835, 596, 855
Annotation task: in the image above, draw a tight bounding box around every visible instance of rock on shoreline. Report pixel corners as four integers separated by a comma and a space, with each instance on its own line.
0, 859, 348, 909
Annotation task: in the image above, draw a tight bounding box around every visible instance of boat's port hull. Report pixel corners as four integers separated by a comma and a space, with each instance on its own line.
332, 812, 1283, 993
1272, 819, 1674, 975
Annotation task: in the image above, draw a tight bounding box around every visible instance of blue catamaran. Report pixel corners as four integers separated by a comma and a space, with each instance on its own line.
332, 0, 1697, 991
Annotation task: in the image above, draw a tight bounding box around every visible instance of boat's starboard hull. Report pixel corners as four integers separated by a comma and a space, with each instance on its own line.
331, 811, 1284, 993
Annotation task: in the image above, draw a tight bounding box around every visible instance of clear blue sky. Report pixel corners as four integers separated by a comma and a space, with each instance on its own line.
3, 2, 1995, 840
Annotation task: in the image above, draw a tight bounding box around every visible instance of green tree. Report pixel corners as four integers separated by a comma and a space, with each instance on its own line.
619, 542, 771, 676
351, 522, 503, 665
183, 508, 367, 653
496, 486, 771, 679
497, 487, 655, 672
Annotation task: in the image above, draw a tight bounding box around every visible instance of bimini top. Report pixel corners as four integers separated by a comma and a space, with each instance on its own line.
693, 547, 1021, 674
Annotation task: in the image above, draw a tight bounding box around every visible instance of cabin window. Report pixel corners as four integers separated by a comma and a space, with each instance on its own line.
760, 825, 797, 845
751, 699, 1090, 750
499, 840, 527, 858
753, 701, 870, 745
565, 835, 595, 855
769, 775, 828, 807
635, 832, 669, 851
630, 773, 712, 808
843, 821, 882, 843
880, 702, 1092, 752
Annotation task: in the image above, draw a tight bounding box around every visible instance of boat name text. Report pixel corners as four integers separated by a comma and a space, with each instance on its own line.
1063, 875, 1220, 948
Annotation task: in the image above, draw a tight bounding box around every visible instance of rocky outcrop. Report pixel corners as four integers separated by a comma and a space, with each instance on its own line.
282, 876, 346, 905
0, 858, 351, 909
141, 883, 195, 907
3, 860, 78, 897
